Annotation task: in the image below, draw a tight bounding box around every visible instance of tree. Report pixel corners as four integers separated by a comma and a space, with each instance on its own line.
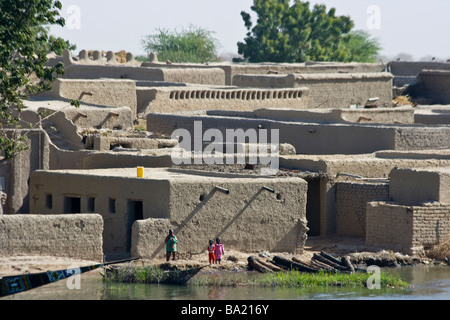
141, 25, 221, 63
0, 0, 66, 161
237, 0, 381, 63
34, 26, 77, 56
340, 30, 382, 63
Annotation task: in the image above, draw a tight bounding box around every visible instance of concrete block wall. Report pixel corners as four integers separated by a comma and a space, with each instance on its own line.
366, 202, 450, 254
336, 182, 389, 237
0, 214, 104, 261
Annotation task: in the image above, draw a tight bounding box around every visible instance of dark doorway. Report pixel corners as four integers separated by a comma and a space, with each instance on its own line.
305, 177, 321, 236
126, 200, 144, 252
64, 197, 81, 214
46, 194, 53, 210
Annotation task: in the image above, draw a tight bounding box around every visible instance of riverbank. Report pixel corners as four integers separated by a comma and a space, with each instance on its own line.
101, 241, 423, 289
0, 236, 447, 281
130, 235, 448, 274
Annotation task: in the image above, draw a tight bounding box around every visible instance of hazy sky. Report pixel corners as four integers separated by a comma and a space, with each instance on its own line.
50, 0, 450, 61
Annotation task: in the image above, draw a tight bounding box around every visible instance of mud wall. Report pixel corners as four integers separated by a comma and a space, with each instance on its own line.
29, 168, 308, 257
414, 70, 450, 104
137, 87, 310, 114
233, 72, 393, 109
42, 79, 137, 116
147, 113, 450, 155
131, 176, 308, 259
0, 214, 104, 260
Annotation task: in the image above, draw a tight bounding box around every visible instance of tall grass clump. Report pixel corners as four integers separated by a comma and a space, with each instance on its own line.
426, 237, 450, 262
141, 25, 221, 63
104, 265, 166, 284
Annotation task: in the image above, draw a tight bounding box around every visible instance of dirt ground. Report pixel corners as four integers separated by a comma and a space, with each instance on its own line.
0, 236, 370, 278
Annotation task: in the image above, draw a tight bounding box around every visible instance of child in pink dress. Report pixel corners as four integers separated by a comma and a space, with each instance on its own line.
214, 237, 225, 264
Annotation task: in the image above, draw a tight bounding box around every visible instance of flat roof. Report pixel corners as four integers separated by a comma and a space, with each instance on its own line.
34, 167, 304, 182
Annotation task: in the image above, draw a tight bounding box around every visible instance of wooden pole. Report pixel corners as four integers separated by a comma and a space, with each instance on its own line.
247, 256, 272, 273
341, 256, 355, 273
313, 253, 348, 271
273, 256, 318, 273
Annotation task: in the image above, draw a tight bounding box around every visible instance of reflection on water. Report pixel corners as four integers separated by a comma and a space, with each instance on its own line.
382, 265, 450, 300
3, 265, 450, 300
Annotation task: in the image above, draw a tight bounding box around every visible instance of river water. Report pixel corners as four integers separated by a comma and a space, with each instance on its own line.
3, 265, 450, 300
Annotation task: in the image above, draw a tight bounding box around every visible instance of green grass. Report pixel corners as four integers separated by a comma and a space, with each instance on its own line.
257, 270, 409, 289
105, 265, 410, 290
104, 265, 166, 284
191, 270, 409, 289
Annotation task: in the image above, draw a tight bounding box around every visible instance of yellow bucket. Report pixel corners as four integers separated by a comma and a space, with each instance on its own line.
137, 166, 144, 178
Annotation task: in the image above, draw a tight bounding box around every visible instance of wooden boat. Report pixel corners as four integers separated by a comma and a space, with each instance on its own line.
0, 257, 138, 298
